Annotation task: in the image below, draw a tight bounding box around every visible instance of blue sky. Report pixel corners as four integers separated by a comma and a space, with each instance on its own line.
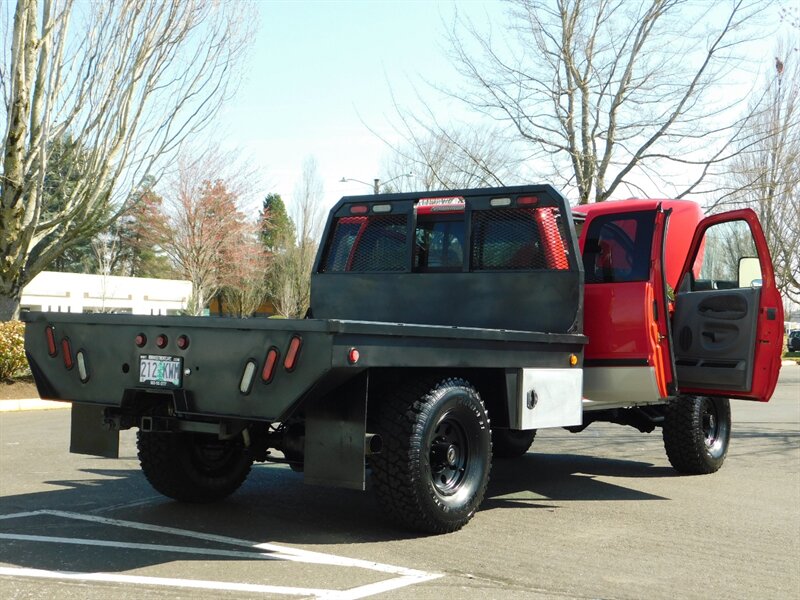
218, 0, 783, 215
219, 0, 503, 213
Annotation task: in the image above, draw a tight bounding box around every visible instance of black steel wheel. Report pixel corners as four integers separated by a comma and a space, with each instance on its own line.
137, 431, 253, 502
662, 396, 731, 474
492, 428, 536, 459
371, 377, 492, 534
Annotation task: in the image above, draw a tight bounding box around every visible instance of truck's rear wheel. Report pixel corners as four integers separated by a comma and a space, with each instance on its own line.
492, 428, 536, 459
137, 431, 253, 502
662, 396, 730, 474
371, 377, 492, 534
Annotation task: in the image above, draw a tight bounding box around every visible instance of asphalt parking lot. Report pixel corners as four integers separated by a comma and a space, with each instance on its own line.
1, 366, 798, 599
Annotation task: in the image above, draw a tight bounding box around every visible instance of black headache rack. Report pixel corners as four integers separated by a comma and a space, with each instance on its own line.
311, 184, 584, 335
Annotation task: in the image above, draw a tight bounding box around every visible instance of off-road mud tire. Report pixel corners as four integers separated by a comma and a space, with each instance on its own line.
137, 431, 253, 502
662, 395, 731, 474
371, 377, 492, 534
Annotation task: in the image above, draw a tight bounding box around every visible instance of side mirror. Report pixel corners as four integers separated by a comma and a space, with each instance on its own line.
738, 257, 762, 288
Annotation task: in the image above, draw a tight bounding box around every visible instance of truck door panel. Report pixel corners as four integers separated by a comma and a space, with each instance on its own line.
673, 287, 760, 390
672, 210, 783, 401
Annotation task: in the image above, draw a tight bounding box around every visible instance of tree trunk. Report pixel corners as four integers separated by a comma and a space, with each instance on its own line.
0, 294, 22, 322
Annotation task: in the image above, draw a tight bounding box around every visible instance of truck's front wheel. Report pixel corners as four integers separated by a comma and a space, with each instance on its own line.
371, 377, 492, 534
662, 396, 730, 474
137, 431, 253, 502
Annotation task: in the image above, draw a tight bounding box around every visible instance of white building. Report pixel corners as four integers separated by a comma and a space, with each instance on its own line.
21, 271, 192, 315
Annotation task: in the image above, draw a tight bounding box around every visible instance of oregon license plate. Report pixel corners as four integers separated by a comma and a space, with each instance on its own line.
139, 355, 183, 388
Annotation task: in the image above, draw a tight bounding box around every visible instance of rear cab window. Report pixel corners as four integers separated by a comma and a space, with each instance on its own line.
318, 195, 573, 274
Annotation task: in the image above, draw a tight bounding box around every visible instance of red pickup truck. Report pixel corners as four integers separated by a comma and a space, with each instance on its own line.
23, 185, 784, 533
573, 199, 783, 472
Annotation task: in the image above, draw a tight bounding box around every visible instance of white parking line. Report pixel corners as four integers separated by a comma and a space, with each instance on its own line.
0, 567, 329, 597
0, 510, 442, 599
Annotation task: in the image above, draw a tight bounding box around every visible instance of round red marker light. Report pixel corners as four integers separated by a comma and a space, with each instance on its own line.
348, 348, 360, 365
135, 333, 147, 347
177, 335, 190, 350
156, 334, 168, 349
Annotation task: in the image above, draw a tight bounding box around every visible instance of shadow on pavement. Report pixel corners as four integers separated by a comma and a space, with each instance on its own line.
5, 420, 795, 576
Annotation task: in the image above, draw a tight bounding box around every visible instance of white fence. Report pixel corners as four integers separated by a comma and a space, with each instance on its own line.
21, 271, 192, 316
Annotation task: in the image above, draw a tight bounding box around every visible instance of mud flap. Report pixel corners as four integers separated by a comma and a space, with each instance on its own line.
304, 372, 368, 490
70, 403, 119, 458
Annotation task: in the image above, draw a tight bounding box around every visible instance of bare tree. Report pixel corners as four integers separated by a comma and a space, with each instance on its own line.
0, 0, 255, 320
156, 151, 255, 316
382, 120, 523, 192
91, 232, 119, 313
377, 89, 523, 191
715, 41, 800, 304
438, 0, 772, 204
266, 157, 325, 318
218, 231, 270, 318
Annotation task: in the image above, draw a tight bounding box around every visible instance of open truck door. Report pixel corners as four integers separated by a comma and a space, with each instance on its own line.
671, 209, 783, 401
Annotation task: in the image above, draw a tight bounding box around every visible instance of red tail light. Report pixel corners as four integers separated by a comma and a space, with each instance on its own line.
284, 336, 303, 371
135, 333, 147, 347
350, 205, 369, 214
348, 348, 360, 365
177, 335, 190, 350
61, 338, 73, 370
46, 326, 57, 356
517, 196, 539, 206
261, 347, 279, 383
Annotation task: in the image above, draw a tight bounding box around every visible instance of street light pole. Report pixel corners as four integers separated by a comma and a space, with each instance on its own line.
340, 173, 412, 195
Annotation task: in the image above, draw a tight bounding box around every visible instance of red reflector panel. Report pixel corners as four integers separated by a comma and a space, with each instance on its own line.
261, 347, 279, 382
284, 336, 303, 371
61, 338, 74, 370
517, 196, 539, 206
46, 326, 57, 357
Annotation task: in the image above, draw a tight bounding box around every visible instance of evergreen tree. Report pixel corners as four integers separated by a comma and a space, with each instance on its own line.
43, 136, 111, 273
260, 193, 295, 253
115, 179, 175, 278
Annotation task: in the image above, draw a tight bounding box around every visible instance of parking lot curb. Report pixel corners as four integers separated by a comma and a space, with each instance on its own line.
0, 398, 70, 412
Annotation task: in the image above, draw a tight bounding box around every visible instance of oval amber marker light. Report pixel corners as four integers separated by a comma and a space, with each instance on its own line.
240, 360, 257, 394
284, 336, 303, 371
569, 354, 578, 367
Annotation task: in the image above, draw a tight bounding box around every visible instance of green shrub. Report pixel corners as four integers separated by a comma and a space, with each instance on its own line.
0, 321, 28, 380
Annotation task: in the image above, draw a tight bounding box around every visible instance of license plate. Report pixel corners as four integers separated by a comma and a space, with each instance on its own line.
139, 355, 183, 388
